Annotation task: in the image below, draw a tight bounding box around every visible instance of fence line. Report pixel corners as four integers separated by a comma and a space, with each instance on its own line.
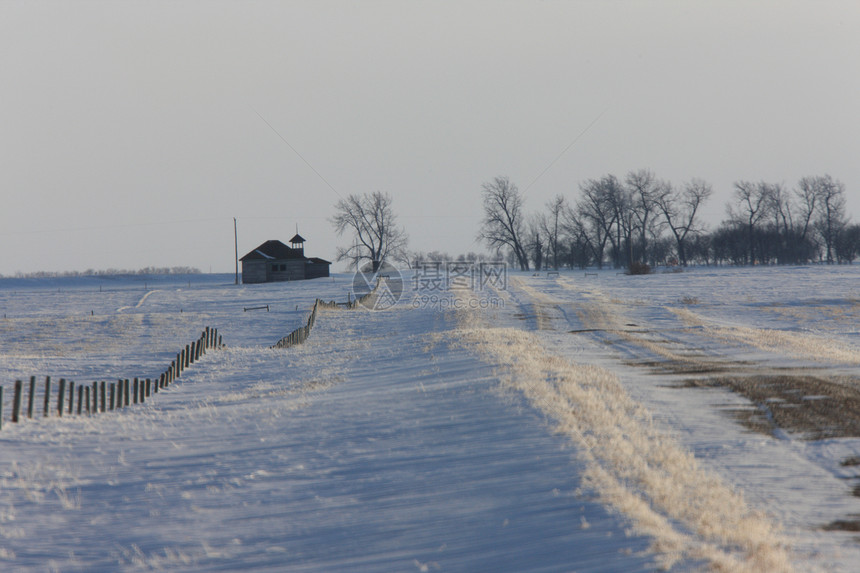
2, 279, 383, 428
272, 280, 380, 349
272, 299, 331, 349
0, 326, 223, 430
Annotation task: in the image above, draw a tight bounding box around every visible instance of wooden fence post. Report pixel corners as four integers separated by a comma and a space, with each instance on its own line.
27, 376, 35, 418
77, 385, 83, 415
12, 380, 22, 423
110, 383, 115, 411
57, 379, 65, 417
92, 382, 98, 414
85, 386, 90, 415
68, 381, 75, 415
124, 379, 130, 406
43, 376, 51, 417
133, 378, 138, 404
145, 378, 151, 399
116, 379, 123, 409
100, 381, 106, 412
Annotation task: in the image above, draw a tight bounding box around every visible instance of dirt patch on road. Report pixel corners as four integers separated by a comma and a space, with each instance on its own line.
673, 371, 860, 534
680, 374, 860, 440
822, 518, 860, 533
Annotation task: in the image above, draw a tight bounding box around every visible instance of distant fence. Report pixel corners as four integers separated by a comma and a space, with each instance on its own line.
273, 299, 331, 349
1, 279, 383, 427
272, 281, 380, 349
0, 327, 222, 430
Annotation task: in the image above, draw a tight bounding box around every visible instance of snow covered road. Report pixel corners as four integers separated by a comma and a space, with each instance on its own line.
1, 275, 655, 572
3, 267, 860, 571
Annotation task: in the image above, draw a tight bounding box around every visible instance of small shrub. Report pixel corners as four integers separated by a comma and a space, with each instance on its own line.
681, 296, 699, 305
627, 261, 651, 275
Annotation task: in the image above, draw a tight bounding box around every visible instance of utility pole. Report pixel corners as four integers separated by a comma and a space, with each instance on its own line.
234, 217, 239, 285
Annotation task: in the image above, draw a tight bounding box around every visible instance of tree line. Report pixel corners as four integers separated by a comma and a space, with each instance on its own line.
478, 171, 858, 271
328, 172, 855, 273
1, 267, 203, 279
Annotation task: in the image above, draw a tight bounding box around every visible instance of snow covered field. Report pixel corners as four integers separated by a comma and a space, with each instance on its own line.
1, 267, 860, 571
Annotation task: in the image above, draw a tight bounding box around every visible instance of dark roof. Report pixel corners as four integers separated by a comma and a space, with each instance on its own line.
289, 234, 306, 244
240, 240, 305, 262
307, 257, 331, 265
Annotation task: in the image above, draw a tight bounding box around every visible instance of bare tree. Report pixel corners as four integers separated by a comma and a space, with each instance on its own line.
478, 176, 530, 270
728, 181, 771, 264
835, 223, 860, 263
576, 175, 622, 268
765, 183, 793, 237
795, 177, 821, 243
583, 174, 634, 268
527, 229, 544, 271
625, 169, 662, 263
330, 191, 408, 271
532, 195, 566, 270
810, 175, 848, 263
561, 206, 595, 269
609, 181, 636, 268
654, 178, 713, 266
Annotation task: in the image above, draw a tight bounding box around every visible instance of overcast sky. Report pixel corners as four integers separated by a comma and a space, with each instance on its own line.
2, 1, 858, 275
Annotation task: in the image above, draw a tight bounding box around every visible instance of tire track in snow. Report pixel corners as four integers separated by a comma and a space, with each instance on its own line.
458, 282, 796, 572
548, 277, 735, 372
504, 277, 556, 331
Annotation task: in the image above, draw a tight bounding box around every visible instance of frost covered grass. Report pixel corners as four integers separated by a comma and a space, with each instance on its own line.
452, 322, 794, 572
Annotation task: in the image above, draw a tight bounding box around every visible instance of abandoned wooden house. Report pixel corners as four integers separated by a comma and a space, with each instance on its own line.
239, 234, 331, 284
